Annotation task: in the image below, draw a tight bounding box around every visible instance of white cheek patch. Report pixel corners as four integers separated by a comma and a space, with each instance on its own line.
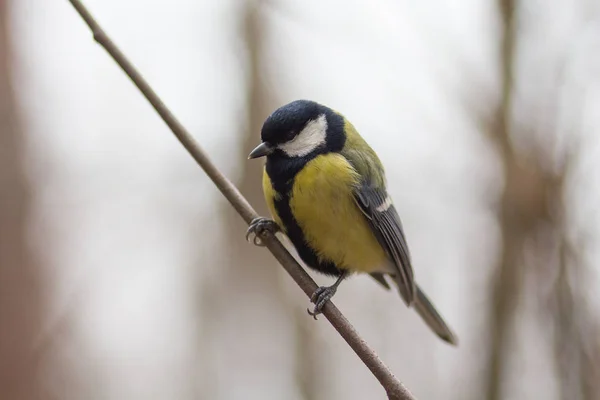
279, 114, 327, 157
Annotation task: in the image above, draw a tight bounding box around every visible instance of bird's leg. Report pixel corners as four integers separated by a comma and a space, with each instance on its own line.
246, 217, 280, 246
307, 271, 348, 320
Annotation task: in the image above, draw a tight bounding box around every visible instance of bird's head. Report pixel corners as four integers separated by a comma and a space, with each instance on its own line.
248, 100, 345, 160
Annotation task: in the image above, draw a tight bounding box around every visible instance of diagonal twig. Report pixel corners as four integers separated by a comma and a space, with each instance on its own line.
66, 1, 416, 398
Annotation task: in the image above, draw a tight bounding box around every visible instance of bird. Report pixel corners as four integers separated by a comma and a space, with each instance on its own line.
246, 99, 457, 345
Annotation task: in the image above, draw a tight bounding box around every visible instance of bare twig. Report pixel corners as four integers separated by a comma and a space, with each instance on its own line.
66, 1, 415, 398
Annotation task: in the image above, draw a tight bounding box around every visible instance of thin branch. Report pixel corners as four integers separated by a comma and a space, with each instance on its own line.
66, 1, 415, 398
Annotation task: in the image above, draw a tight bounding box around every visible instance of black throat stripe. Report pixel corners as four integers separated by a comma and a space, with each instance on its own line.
266, 155, 344, 277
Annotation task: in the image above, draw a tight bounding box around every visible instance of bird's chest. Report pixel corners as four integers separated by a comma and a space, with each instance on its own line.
290, 157, 357, 230
269, 154, 386, 272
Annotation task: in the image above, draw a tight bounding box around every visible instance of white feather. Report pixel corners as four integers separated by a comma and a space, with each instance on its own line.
279, 114, 327, 157
375, 196, 393, 212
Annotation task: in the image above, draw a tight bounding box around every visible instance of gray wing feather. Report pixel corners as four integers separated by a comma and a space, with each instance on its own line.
355, 185, 416, 305
369, 273, 391, 290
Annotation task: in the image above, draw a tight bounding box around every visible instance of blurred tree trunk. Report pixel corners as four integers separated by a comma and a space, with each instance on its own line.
485, 2, 599, 399
240, 4, 323, 397
235, 2, 322, 398
198, 1, 319, 398
485, 3, 521, 398
552, 240, 600, 400
485, 0, 556, 396
0, 1, 44, 399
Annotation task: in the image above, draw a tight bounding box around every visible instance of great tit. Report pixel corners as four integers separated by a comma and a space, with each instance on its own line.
247, 100, 457, 345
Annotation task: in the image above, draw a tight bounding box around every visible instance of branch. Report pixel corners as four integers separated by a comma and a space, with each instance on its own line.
66, 1, 416, 399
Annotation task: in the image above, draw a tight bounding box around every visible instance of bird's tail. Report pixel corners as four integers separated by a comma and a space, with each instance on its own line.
412, 284, 458, 345
370, 273, 458, 345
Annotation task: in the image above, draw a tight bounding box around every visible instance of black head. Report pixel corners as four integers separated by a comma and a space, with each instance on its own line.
248, 100, 345, 159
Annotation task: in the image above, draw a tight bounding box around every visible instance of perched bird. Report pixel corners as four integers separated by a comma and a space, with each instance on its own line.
247, 100, 457, 345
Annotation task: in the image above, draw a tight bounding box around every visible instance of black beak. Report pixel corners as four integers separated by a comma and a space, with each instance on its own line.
248, 142, 273, 159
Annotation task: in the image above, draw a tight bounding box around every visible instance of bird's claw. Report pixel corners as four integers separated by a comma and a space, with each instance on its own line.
246, 217, 280, 246
307, 285, 338, 320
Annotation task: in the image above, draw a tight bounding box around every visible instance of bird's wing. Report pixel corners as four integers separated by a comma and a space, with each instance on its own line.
339, 124, 415, 303
369, 272, 391, 290
354, 184, 416, 305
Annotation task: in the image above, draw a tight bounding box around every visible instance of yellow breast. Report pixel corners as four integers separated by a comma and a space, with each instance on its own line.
289, 153, 387, 273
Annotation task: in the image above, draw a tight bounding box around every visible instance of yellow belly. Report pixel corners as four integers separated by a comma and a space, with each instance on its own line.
289, 153, 388, 273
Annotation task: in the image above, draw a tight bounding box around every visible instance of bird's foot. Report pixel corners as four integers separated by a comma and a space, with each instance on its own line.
307, 285, 338, 320
246, 217, 280, 246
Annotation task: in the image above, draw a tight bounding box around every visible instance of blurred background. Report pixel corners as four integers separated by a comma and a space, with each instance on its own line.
2, 0, 600, 399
